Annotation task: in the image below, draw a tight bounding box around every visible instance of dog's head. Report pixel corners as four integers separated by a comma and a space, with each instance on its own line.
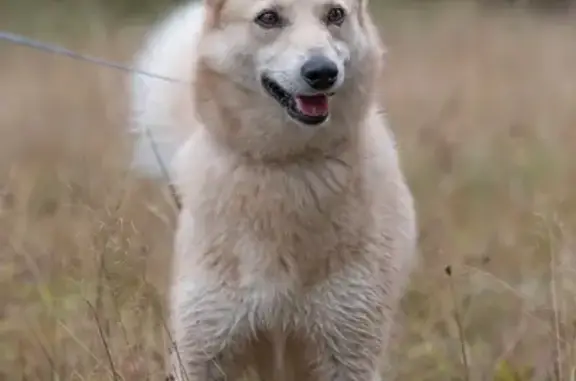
195, 0, 384, 155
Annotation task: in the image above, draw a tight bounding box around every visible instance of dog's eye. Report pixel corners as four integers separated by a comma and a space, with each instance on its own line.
325, 6, 346, 26
255, 9, 284, 29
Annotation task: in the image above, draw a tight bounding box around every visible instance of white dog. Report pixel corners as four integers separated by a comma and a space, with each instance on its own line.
129, 0, 417, 380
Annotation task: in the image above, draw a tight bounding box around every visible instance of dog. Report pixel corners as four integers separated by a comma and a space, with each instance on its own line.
129, 0, 417, 380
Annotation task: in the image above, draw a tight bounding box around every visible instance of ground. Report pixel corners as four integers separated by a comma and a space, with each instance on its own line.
1, 3, 576, 380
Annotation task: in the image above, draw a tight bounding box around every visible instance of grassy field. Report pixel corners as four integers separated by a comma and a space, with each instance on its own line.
2, 2, 576, 380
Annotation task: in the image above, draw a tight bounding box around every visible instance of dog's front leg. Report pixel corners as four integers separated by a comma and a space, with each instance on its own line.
310, 285, 392, 381
169, 284, 248, 381
313, 317, 388, 381
313, 325, 386, 381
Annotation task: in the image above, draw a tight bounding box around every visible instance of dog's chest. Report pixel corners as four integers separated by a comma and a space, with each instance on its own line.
180, 200, 364, 300
196, 209, 355, 290
176, 142, 371, 286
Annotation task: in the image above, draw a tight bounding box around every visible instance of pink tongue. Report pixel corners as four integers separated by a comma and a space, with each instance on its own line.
295, 95, 329, 117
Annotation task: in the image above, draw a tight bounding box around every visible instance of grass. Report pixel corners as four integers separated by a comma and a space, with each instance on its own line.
1, 2, 576, 380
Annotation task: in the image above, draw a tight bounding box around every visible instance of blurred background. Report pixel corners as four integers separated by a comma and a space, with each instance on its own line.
2, 0, 576, 380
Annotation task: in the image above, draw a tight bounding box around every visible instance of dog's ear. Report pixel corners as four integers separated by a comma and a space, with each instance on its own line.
205, 0, 226, 13
204, 0, 226, 27
356, 0, 370, 26
205, 0, 225, 6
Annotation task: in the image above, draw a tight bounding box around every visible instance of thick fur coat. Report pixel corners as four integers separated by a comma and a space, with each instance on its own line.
129, 0, 417, 380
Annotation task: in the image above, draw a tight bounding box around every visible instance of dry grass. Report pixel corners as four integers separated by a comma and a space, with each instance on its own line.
2, 3, 576, 380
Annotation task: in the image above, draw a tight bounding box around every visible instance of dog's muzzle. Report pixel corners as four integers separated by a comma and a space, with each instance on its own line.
261, 56, 340, 126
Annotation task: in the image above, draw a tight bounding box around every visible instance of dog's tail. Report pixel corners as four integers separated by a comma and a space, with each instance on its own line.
128, 1, 205, 182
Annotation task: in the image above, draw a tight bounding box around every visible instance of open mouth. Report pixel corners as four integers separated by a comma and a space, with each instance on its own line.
261, 76, 332, 126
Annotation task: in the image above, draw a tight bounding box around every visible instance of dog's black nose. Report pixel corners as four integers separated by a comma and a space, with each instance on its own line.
301, 56, 339, 91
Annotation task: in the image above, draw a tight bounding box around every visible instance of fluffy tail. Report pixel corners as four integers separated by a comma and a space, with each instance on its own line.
128, 1, 205, 181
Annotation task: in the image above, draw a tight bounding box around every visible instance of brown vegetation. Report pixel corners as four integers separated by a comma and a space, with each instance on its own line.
1, 3, 576, 380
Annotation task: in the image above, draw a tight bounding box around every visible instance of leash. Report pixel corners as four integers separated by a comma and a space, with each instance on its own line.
0, 30, 183, 210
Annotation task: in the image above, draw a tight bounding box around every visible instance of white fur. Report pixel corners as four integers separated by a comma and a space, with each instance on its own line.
128, 1, 417, 380
129, 1, 204, 179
